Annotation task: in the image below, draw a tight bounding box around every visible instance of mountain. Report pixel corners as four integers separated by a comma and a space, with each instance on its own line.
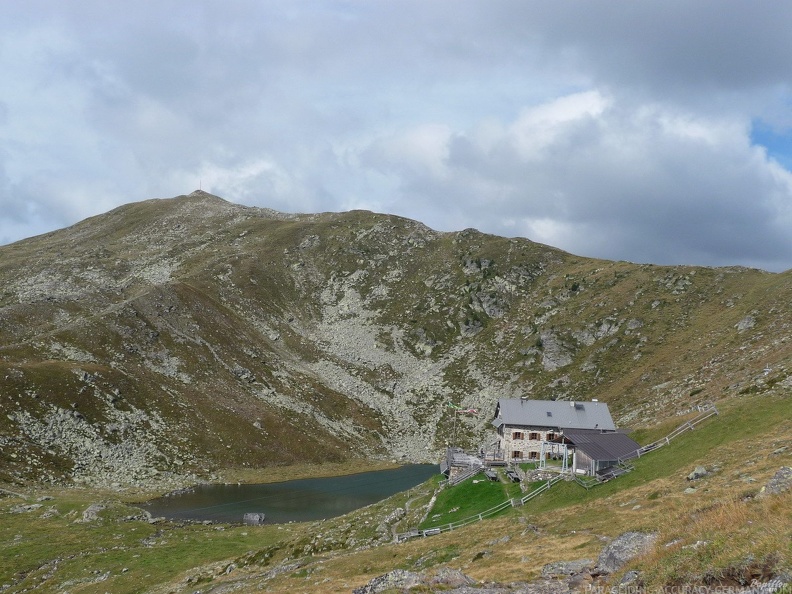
1, 191, 790, 488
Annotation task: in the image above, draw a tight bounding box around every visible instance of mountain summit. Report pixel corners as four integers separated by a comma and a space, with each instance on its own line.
0, 193, 789, 487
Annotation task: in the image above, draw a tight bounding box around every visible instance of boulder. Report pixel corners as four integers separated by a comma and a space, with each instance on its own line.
735, 315, 756, 332
243, 512, 266, 525
620, 570, 642, 587
541, 559, 594, 578
596, 531, 658, 575
759, 467, 792, 498
77, 503, 105, 523
353, 569, 423, 593
687, 466, 709, 481
10, 503, 43, 514
352, 568, 476, 593
539, 330, 574, 371
428, 567, 476, 588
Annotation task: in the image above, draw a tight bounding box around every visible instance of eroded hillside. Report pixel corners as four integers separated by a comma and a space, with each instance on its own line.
1, 191, 790, 487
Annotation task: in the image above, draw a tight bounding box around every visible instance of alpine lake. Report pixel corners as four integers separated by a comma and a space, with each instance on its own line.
139, 464, 438, 524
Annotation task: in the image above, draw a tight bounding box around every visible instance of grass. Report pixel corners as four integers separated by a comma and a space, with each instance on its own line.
501, 393, 792, 588
0, 465, 444, 593
0, 493, 300, 593
419, 471, 524, 530
639, 492, 792, 587
217, 458, 400, 485
2, 388, 790, 593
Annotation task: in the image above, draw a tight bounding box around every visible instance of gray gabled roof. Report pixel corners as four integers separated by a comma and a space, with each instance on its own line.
561, 429, 641, 462
492, 399, 616, 431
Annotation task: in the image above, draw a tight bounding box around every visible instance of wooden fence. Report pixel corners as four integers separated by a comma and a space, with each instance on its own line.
618, 403, 718, 464
395, 475, 563, 542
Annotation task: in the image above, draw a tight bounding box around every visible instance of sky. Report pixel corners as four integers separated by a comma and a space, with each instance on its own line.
1, 1, 792, 272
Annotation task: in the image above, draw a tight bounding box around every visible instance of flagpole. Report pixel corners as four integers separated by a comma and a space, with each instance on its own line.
448, 403, 478, 449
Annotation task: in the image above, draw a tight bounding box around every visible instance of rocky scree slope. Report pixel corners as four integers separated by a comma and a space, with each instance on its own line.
0, 191, 790, 488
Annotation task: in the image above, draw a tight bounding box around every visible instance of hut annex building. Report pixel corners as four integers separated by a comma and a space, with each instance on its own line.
491, 398, 640, 476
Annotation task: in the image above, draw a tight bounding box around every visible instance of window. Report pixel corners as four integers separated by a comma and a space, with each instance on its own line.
529, 432, 541, 440
546, 432, 556, 441
528, 451, 539, 460
512, 431, 524, 440
512, 450, 523, 459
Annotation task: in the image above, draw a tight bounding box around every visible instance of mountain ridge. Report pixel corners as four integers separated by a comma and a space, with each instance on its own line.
0, 192, 790, 489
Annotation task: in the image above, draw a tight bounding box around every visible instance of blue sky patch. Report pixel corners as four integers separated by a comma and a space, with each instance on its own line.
751, 120, 792, 170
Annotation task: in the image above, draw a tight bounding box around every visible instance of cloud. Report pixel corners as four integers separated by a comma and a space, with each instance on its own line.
507, 91, 610, 161
0, 2, 791, 271
355, 92, 792, 270
362, 124, 454, 182
495, 1, 792, 98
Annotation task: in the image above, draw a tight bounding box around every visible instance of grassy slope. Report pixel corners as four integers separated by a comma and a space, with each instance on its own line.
419, 471, 525, 530
0, 491, 306, 593
2, 392, 789, 593
253, 392, 792, 591
0, 460, 411, 593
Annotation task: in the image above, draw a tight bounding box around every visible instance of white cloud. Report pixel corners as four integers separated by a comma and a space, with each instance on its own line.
351, 90, 792, 270
0, 2, 791, 271
191, 158, 306, 206
509, 91, 610, 160
362, 124, 453, 181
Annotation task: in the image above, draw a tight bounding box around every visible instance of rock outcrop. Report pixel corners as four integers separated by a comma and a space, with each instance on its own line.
596, 531, 659, 575
354, 531, 661, 593
759, 467, 792, 498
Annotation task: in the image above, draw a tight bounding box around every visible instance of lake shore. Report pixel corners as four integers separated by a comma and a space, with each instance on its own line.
138, 464, 438, 524
216, 457, 403, 486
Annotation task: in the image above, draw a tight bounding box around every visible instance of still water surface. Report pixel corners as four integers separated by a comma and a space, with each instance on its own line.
140, 464, 437, 524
